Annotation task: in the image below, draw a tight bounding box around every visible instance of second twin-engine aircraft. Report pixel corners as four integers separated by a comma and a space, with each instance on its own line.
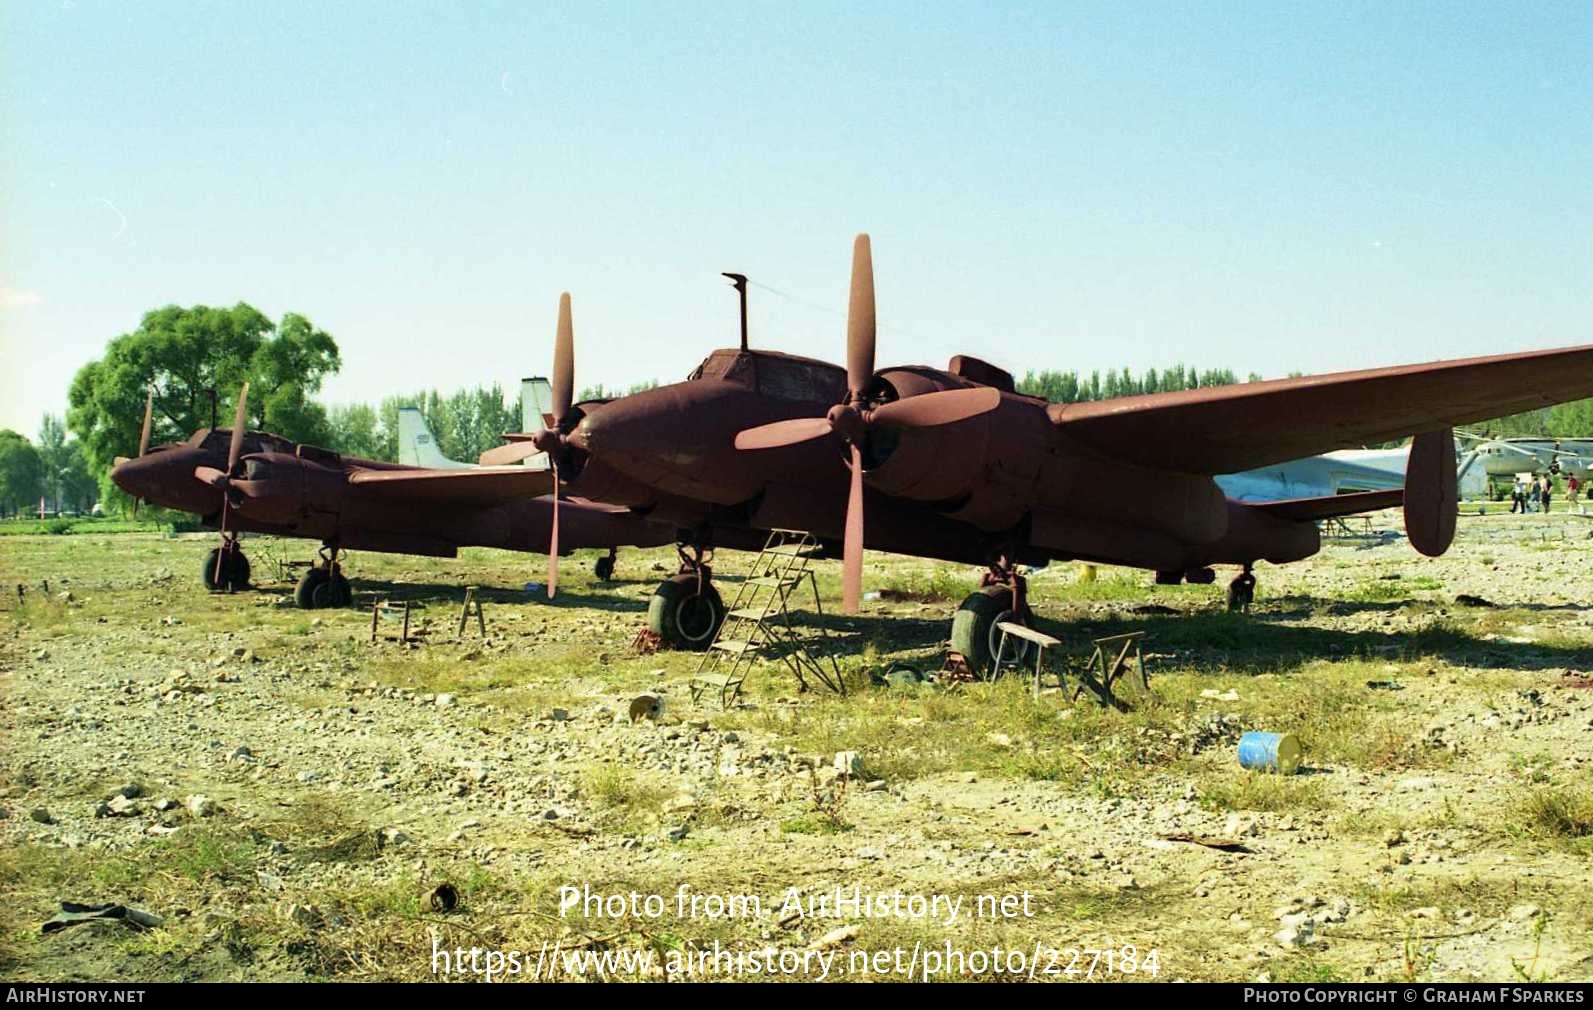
109, 381, 671, 608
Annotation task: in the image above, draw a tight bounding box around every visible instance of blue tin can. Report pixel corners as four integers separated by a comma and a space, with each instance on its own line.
1237, 731, 1302, 774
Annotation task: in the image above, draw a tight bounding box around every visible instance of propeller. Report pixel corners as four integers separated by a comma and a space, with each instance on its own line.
118, 388, 157, 517
538, 294, 576, 600
478, 293, 575, 468
204, 383, 249, 586
732, 234, 1003, 613
474, 295, 577, 597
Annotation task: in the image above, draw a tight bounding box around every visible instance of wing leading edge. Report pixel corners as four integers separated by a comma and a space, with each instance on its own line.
346, 466, 557, 506
1050, 343, 1593, 475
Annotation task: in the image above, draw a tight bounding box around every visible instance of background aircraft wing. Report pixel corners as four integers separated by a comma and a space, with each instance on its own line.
1245, 488, 1402, 522
346, 466, 556, 506
1049, 343, 1593, 474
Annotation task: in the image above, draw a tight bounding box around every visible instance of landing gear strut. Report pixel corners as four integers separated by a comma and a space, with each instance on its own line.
647, 543, 725, 650
594, 547, 617, 582
1227, 564, 1256, 613
295, 544, 352, 610
202, 535, 250, 592
951, 554, 1033, 674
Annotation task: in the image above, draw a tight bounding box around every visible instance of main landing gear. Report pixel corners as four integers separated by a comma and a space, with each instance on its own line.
647, 544, 725, 651
1227, 564, 1256, 613
951, 554, 1034, 673
202, 535, 250, 592
295, 545, 352, 610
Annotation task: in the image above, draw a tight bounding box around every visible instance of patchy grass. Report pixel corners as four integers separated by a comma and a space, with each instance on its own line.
1517, 786, 1593, 846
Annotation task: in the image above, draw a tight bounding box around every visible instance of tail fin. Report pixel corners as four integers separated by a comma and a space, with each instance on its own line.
1455, 447, 1490, 500
397, 407, 472, 469
520, 377, 555, 432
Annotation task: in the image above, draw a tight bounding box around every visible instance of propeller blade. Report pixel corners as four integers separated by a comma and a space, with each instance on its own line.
213, 496, 229, 585
138, 388, 154, 458
547, 460, 560, 600
870, 386, 1002, 430
478, 441, 548, 466
734, 417, 834, 451
846, 234, 876, 400
552, 293, 574, 424
227, 382, 249, 473
842, 443, 864, 615
194, 466, 230, 487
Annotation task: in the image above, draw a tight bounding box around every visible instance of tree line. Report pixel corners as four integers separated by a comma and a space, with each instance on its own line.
20, 299, 1593, 517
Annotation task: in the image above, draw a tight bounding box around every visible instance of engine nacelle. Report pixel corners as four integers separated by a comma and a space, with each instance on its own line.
232, 451, 346, 524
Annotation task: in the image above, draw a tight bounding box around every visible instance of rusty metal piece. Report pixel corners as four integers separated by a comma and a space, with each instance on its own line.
631, 628, 662, 655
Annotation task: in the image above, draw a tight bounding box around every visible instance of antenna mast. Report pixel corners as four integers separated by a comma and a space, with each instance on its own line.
722, 272, 749, 351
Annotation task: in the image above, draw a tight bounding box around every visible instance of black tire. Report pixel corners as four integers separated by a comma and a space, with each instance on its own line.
295, 568, 330, 610
203, 548, 250, 591
594, 554, 616, 581
647, 576, 725, 651
202, 549, 223, 591
314, 572, 352, 609
951, 586, 1032, 676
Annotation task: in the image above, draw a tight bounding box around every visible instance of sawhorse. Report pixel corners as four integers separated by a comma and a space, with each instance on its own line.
370, 599, 414, 644
457, 587, 487, 639
1074, 632, 1149, 706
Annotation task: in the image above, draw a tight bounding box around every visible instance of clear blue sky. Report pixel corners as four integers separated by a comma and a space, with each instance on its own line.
3, 2, 1590, 436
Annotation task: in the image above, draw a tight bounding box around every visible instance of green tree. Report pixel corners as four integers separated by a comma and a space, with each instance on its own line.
36, 414, 70, 511
327, 403, 383, 459
66, 304, 341, 500
59, 442, 98, 513
0, 430, 44, 518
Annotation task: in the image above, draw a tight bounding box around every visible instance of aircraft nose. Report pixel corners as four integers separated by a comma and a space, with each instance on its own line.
111, 448, 209, 511
110, 453, 161, 500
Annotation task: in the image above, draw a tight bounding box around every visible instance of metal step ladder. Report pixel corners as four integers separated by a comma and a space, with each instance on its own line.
690, 529, 846, 707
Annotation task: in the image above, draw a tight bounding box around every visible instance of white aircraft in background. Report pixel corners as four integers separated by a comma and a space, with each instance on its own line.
1457, 431, 1592, 481
1217, 442, 1489, 504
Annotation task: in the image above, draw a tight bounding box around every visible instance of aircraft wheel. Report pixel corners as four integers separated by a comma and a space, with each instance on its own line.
295, 568, 329, 609
203, 548, 251, 592
1185, 567, 1216, 585
1154, 570, 1183, 586
951, 586, 1032, 676
647, 575, 725, 651
311, 571, 352, 609
594, 554, 616, 581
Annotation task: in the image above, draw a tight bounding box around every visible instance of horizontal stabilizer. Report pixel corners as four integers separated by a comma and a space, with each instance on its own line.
347, 466, 555, 506
1246, 489, 1403, 522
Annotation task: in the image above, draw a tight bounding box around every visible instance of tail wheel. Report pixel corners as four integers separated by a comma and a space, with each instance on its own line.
647, 575, 725, 651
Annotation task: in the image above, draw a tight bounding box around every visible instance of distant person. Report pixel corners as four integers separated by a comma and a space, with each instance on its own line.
1511, 479, 1526, 513
1569, 474, 1583, 515
1540, 476, 1553, 514
1530, 480, 1542, 513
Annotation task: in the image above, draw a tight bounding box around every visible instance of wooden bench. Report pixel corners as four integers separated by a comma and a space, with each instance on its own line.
992, 621, 1064, 699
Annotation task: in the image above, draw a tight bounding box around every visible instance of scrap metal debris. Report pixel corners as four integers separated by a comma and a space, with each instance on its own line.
41, 902, 163, 934
1159, 833, 1253, 854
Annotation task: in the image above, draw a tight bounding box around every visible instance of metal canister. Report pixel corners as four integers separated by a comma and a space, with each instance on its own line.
1237, 731, 1302, 774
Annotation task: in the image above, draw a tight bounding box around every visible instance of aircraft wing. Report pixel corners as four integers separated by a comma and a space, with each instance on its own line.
1049, 343, 1593, 474
346, 466, 557, 506
1245, 489, 1402, 522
